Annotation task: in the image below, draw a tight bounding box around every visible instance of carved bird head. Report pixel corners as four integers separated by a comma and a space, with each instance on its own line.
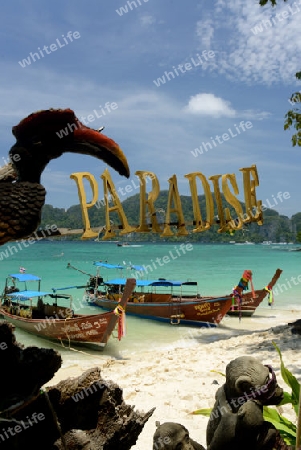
9, 108, 130, 183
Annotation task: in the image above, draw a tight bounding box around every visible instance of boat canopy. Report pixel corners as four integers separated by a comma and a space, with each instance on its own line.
9, 274, 41, 282
6, 290, 52, 300
93, 262, 125, 270
93, 262, 145, 272
104, 278, 197, 287
150, 280, 198, 287
129, 265, 145, 272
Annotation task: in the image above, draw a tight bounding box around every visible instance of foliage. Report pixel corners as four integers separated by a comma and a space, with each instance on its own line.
192, 407, 212, 416
258, 1, 301, 146
285, 99, 301, 147
259, 0, 285, 4
270, 342, 299, 413
262, 407, 296, 443
285, 69, 301, 147
262, 342, 299, 445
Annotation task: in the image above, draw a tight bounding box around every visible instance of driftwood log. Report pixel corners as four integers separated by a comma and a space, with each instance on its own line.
0, 321, 154, 449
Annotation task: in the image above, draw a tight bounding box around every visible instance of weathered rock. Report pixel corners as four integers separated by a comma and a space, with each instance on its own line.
0, 320, 62, 449
0, 320, 62, 411
49, 367, 155, 449
289, 319, 301, 335
0, 321, 154, 449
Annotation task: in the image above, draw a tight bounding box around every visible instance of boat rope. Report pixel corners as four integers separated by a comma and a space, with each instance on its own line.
0, 391, 41, 418
232, 270, 255, 321
41, 389, 67, 450
113, 304, 126, 340
59, 339, 92, 356
265, 285, 274, 306
59, 331, 92, 356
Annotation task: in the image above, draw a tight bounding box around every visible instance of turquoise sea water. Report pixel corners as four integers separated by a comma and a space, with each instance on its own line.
0, 241, 301, 363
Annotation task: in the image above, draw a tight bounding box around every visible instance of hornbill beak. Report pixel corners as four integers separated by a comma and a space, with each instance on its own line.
9, 108, 130, 180
67, 125, 130, 178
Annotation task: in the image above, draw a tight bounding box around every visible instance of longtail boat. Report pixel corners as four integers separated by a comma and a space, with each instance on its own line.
82, 263, 282, 324
0, 273, 135, 348
87, 279, 232, 327
227, 269, 282, 317
82, 262, 232, 326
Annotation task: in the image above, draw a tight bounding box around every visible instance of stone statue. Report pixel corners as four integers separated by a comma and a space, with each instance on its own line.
206, 355, 284, 450
153, 422, 205, 450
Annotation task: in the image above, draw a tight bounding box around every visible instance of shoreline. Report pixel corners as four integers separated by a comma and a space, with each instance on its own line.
45, 317, 301, 449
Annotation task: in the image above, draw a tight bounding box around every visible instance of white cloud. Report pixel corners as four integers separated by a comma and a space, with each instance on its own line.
184, 93, 236, 117
196, 0, 301, 85
196, 18, 215, 48
140, 14, 156, 26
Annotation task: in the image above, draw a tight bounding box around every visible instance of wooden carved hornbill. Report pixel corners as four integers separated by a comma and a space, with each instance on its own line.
0, 108, 130, 245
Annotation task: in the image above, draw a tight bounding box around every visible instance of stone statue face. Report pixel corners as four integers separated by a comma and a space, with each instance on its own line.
226, 356, 283, 406
207, 356, 285, 450
153, 422, 196, 450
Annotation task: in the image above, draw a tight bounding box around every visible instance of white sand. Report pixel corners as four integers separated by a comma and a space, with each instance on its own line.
45, 319, 301, 449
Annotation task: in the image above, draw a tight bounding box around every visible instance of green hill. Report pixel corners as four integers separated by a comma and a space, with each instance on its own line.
40, 191, 297, 243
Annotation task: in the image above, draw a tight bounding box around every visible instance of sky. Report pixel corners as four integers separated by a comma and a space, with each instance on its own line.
1, 0, 301, 219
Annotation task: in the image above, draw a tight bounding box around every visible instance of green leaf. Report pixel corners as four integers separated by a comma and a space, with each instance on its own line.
272, 341, 300, 406
263, 407, 296, 444
210, 370, 225, 377
259, 0, 279, 5
279, 391, 293, 406
191, 408, 212, 416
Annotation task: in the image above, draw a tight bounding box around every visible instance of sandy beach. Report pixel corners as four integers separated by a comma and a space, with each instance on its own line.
45, 317, 301, 449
